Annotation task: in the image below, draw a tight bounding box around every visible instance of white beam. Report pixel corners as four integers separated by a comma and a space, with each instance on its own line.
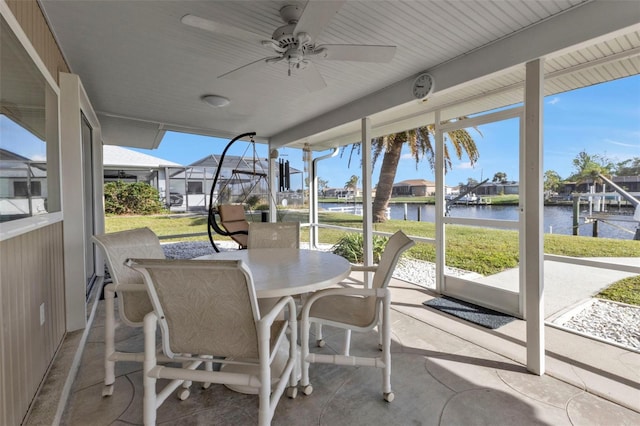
523, 60, 545, 376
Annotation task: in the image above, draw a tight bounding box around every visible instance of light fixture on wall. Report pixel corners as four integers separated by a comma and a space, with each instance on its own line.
202, 94, 230, 107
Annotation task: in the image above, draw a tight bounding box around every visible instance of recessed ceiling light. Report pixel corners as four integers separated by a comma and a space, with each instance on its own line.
202, 94, 230, 107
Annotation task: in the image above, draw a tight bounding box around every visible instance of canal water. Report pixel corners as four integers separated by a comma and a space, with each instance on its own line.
319, 203, 639, 240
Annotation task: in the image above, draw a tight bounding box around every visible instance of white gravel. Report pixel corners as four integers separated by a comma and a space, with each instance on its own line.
559, 299, 640, 351
162, 241, 639, 351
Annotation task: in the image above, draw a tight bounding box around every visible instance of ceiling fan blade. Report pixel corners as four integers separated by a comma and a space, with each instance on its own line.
299, 61, 327, 92
181, 14, 265, 44
218, 57, 274, 80
293, 0, 346, 41
314, 45, 397, 63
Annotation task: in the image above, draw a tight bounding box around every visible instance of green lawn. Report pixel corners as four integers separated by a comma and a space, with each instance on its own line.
105, 211, 640, 305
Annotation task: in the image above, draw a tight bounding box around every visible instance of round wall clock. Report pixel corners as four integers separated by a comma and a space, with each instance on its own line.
412, 73, 434, 99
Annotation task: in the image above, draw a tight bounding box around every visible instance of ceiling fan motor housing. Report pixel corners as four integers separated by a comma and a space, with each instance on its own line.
272, 23, 298, 48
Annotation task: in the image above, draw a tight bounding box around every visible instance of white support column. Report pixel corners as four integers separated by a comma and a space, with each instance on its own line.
361, 118, 373, 287
524, 59, 545, 375
60, 73, 87, 332
309, 151, 318, 246
60, 72, 101, 331
434, 111, 445, 294
269, 147, 278, 222
304, 145, 313, 232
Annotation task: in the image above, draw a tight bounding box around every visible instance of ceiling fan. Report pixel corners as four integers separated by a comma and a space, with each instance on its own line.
181, 1, 396, 91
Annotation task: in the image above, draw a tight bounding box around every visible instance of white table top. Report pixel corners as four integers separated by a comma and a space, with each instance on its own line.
196, 249, 351, 298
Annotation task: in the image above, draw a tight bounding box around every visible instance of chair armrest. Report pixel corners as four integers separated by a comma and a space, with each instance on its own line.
349, 264, 378, 273
259, 295, 297, 328
300, 287, 388, 320
113, 283, 148, 292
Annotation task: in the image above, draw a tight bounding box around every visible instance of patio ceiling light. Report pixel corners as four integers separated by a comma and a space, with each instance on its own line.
202, 94, 230, 107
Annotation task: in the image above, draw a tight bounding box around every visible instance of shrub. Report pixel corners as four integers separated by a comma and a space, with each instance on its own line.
104, 181, 165, 215
246, 195, 262, 209
331, 233, 388, 263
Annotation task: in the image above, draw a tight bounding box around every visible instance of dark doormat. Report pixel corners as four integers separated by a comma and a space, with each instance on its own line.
423, 296, 516, 329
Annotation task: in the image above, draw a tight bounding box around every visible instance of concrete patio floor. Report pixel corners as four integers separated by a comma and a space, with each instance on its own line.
27, 273, 639, 425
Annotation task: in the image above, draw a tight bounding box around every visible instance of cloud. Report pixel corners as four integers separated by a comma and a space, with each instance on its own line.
31, 154, 47, 161
604, 138, 639, 148
548, 97, 560, 105
400, 153, 414, 160
455, 162, 475, 170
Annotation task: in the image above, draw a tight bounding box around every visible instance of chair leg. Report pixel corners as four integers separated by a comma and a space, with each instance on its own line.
258, 330, 272, 426
103, 285, 116, 397
315, 322, 325, 347
300, 319, 313, 395
377, 316, 383, 351
143, 314, 158, 425
381, 295, 394, 402
178, 356, 193, 400
202, 359, 213, 389
342, 329, 351, 356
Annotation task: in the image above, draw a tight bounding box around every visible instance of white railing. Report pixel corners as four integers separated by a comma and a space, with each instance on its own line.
325, 205, 391, 219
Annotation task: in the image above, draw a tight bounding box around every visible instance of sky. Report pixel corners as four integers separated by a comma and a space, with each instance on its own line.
2, 75, 638, 191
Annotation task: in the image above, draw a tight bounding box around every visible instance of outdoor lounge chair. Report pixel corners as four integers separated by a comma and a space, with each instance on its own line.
299, 230, 415, 402
126, 258, 298, 426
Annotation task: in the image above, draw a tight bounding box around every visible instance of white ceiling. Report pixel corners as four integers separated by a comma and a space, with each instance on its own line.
38, 1, 640, 151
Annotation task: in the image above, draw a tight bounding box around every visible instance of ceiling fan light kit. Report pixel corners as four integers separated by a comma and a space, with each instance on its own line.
182, 2, 397, 92
202, 94, 231, 107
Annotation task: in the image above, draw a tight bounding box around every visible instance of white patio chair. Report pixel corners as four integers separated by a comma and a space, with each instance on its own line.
248, 222, 301, 313
93, 227, 214, 398
126, 258, 298, 426
299, 230, 415, 402
92, 228, 165, 397
247, 222, 300, 249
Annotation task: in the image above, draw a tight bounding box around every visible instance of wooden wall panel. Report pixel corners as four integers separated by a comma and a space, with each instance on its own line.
6, 0, 70, 84
0, 223, 66, 426
1, 4, 70, 424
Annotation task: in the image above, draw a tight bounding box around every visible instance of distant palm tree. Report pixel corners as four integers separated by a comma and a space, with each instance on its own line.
345, 175, 359, 198
371, 125, 480, 222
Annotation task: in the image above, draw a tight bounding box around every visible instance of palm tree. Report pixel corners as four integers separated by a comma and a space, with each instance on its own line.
345, 175, 359, 199
371, 125, 479, 222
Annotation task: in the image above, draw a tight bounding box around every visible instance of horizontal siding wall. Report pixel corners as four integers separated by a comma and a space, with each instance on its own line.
2, 4, 69, 425
6, 0, 70, 84
0, 222, 66, 426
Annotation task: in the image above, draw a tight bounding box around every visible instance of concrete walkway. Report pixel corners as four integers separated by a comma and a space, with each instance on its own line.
473, 257, 639, 318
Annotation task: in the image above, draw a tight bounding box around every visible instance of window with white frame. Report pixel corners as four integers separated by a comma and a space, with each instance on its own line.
0, 15, 60, 223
